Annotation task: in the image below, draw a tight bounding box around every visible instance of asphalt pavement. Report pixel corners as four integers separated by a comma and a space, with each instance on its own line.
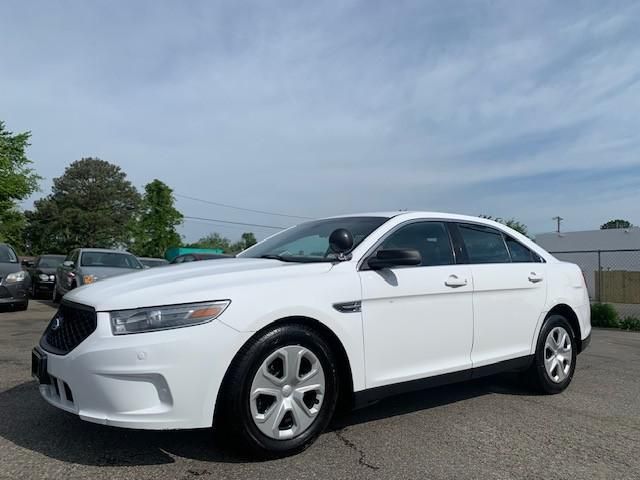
1, 301, 639, 479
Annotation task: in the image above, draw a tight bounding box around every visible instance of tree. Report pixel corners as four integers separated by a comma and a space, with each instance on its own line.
479, 215, 529, 237
600, 219, 633, 230
0, 207, 26, 252
0, 121, 40, 249
188, 232, 231, 251
188, 231, 257, 254
0, 121, 40, 206
23, 158, 140, 254
129, 180, 183, 258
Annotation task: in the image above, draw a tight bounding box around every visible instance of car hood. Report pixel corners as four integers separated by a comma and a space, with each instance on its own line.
65, 258, 334, 311
0, 263, 22, 279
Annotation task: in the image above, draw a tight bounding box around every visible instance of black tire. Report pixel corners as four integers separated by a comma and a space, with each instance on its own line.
216, 323, 340, 457
526, 314, 577, 394
15, 300, 28, 311
52, 286, 62, 303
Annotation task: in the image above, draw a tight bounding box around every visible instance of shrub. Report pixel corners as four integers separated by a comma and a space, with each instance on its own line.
590, 303, 619, 328
620, 316, 640, 331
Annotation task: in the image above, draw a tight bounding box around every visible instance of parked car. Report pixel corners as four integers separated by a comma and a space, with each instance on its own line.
24, 254, 66, 299
52, 248, 143, 302
138, 257, 169, 268
33, 212, 591, 457
0, 243, 29, 311
170, 252, 231, 264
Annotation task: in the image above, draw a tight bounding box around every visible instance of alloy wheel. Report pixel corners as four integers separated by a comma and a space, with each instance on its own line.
544, 326, 572, 383
249, 345, 325, 440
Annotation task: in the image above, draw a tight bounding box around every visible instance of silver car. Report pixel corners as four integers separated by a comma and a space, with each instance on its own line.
53, 248, 143, 302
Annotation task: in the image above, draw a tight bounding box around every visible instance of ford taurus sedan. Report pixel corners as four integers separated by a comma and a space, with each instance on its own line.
32, 212, 591, 456
52, 248, 143, 302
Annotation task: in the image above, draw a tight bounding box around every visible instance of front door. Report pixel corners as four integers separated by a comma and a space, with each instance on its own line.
359, 221, 474, 389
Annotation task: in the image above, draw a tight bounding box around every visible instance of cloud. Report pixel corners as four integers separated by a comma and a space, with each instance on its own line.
2, 0, 640, 240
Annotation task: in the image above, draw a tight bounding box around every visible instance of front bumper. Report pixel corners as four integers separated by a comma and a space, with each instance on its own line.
37, 311, 250, 430
0, 282, 28, 304
33, 280, 55, 293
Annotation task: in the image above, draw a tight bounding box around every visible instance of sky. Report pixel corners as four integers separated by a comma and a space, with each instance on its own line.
2, 0, 640, 241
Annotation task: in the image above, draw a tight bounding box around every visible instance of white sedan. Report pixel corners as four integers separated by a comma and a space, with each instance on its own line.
32, 212, 591, 456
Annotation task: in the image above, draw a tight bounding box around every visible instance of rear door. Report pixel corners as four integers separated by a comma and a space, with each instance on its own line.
452, 223, 547, 367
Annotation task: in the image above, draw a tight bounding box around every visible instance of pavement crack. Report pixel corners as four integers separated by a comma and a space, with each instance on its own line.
334, 428, 380, 471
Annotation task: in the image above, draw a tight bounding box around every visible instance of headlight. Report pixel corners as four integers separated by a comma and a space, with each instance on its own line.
83, 274, 98, 284
109, 300, 230, 335
39, 273, 50, 281
5, 271, 26, 284
49, 275, 55, 281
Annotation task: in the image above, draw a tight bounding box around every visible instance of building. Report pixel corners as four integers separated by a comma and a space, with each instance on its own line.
535, 227, 640, 253
535, 228, 640, 305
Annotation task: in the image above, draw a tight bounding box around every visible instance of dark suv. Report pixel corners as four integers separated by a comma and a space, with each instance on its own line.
0, 243, 29, 311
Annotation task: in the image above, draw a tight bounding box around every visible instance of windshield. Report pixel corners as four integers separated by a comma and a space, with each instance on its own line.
239, 216, 389, 262
37, 256, 65, 268
81, 251, 143, 269
0, 245, 18, 263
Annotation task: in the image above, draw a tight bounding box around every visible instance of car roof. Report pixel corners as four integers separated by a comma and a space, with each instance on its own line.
79, 248, 133, 254
324, 211, 508, 226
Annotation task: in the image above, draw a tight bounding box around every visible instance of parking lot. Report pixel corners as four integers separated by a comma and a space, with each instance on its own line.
0, 301, 638, 480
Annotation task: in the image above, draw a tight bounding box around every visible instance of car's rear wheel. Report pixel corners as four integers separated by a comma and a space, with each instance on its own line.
527, 314, 577, 394
216, 324, 339, 457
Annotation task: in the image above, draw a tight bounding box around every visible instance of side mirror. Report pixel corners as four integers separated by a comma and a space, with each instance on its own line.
63, 260, 74, 268
367, 249, 422, 270
22, 260, 34, 268
329, 228, 354, 254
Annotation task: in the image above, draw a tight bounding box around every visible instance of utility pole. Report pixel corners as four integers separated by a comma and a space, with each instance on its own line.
552, 216, 563, 233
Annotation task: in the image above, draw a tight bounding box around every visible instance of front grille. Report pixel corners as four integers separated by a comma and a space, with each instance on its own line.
41, 301, 97, 355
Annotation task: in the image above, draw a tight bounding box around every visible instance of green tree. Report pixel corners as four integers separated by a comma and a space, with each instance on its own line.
479, 215, 529, 237
23, 158, 140, 254
600, 219, 633, 230
0, 207, 26, 252
130, 179, 183, 258
188, 232, 232, 252
0, 121, 41, 249
188, 231, 257, 254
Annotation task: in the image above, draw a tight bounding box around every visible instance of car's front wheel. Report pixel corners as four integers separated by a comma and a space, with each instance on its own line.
51, 285, 62, 303
216, 324, 339, 457
527, 314, 577, 394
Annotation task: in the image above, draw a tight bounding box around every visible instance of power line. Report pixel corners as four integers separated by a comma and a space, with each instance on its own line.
175, 193, 312, 220
183, 215, 287, 230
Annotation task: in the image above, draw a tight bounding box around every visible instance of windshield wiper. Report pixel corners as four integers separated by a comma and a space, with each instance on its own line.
258, 254, 343, 263
259, 254, 296, 262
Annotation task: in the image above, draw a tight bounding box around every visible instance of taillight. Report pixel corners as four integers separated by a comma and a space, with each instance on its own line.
580, 269, 587, 286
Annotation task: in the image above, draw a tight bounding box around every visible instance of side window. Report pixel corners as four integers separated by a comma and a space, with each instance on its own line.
379, 221, 454, 266
457, 223, 510, 264
505, 236, 541, 263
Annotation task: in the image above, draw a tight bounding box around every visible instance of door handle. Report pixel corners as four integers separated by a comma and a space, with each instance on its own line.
445, 275, 468, 288
528, 272, 543, 283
